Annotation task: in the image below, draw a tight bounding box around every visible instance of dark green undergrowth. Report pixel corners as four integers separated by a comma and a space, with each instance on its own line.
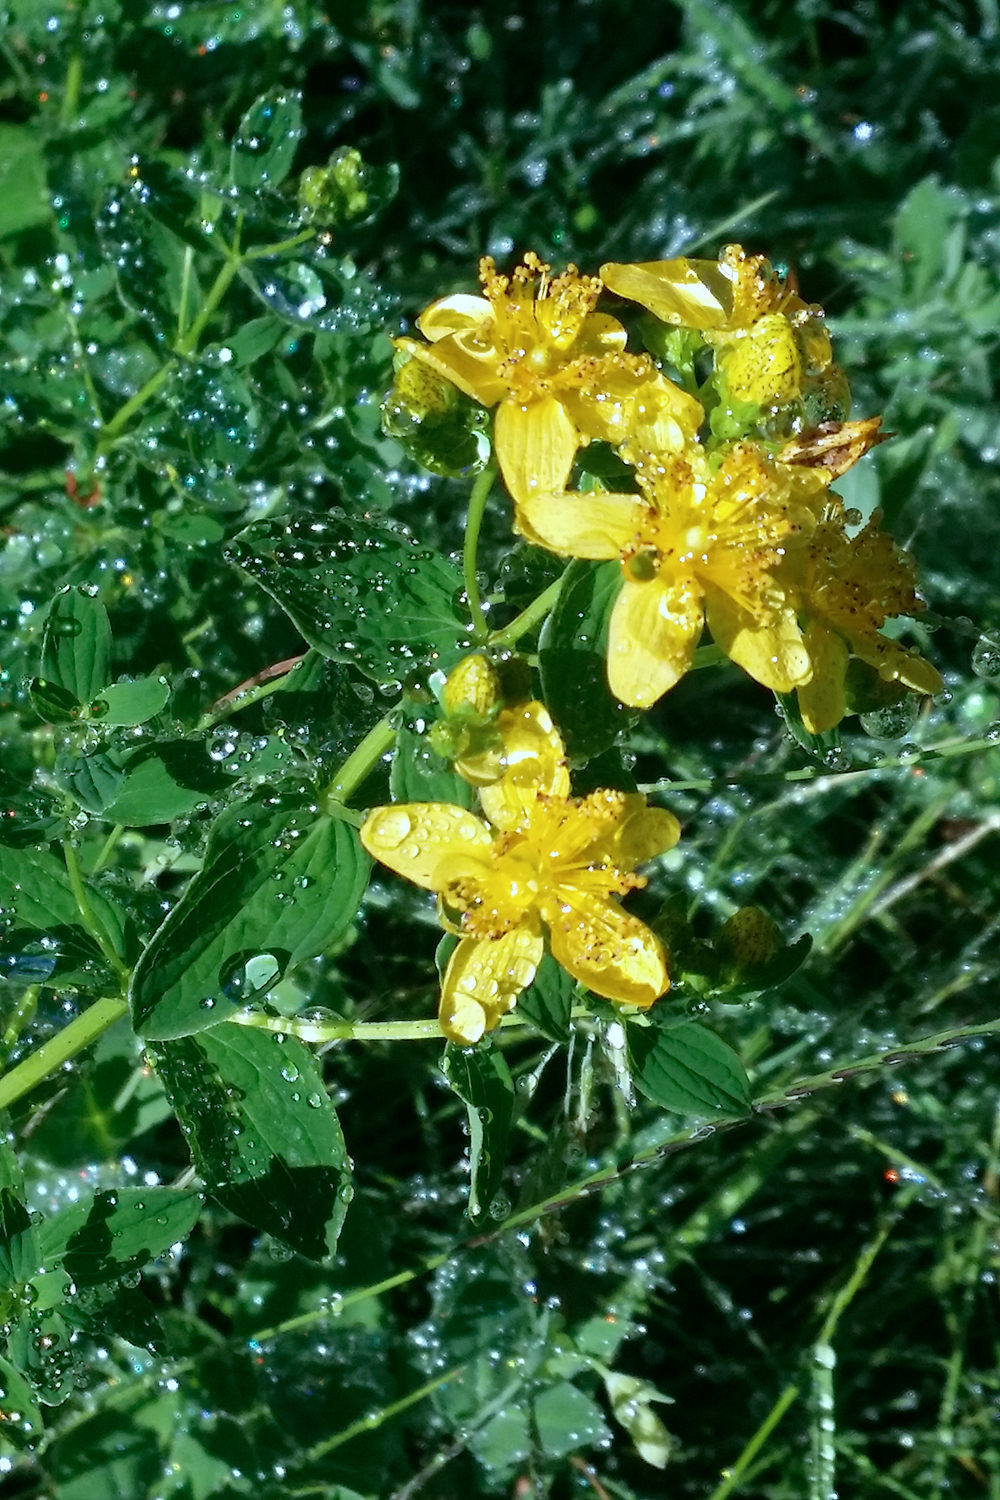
1, 1, 1000, 1496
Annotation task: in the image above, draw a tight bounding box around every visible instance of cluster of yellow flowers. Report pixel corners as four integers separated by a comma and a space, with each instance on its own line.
364, 245, 944, 1044
394, 243, 942, 732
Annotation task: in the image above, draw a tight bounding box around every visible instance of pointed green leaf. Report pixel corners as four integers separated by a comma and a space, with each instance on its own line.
0, 1354, 44, 1443
539, 560, 635, 759
151, 1023, 351, 1259
227, 512, 467, 684
130, 786, 370, 1039
38, 1188, 204, 1287
0, 845, 127, 957
0, 1142, 39, 1289
516, 953, 574, 1042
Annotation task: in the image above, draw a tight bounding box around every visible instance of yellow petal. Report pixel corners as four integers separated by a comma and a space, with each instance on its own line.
439, 927, 544, 1044
494, 393, 579, 507
542, 889, 667, 1009
393, 336, 507, 408
601, 258, 734, 328
417, 293, 493, 341
360, 803, 491, 891
850, 633, 944, 699
607, 579, 703, 709
517, 490, 648, 560
594, 796, 682, 869
479, 701, 570, 831
566, 310, 629, 357
797, 620, 849, 734
704, 588, 810, 694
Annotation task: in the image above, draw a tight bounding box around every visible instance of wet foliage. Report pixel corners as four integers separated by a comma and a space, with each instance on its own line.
0, 0, 1000, 1496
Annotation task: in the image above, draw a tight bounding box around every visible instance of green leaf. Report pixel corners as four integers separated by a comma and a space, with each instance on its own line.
0, 1141, 39, 1290
90, 675, 170, 727
389, 714, 475, 807
516, 953, 574, 1042
29, 677, 83, 723
539, 560, 635, 759
156, 512, 227, 546
131, 786, 370, 1039
533, 1381, 611, 1458
0, 1354, 44, 1443
0, 124, 48, 239
627, 1021, 751, 1115
54, 749, 126, 815
470, 1402, 533, 1473
150, 1023, 351, 1259
0, 845, 127, 957
226, 315, 286, 368
98, 740, 236, 826
227, 512, 467, 684
231, 90, 304, 190
41, 585, 112, 704
441, 1042, 514, 1220
38, 1188, 204, 1287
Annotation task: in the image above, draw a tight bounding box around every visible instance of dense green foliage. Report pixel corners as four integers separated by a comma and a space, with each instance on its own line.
1, 1, 1000, 1496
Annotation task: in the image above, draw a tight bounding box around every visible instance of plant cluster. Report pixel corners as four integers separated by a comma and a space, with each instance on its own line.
1, 2, 1000, 1498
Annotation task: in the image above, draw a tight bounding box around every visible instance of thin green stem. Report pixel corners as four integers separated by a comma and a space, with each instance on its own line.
488, 568, 569, 648
250, 1252, 452, 1342
177, 245, 195, 342
229, 1003, 593, 1045
638, 729, 1000, 797
60, 51, 82, 126
90, 824, 125, 876
707, 1383, 800, 1500
195, 662, 304, 732
0, 997, 129, 1112
98, 363, 176, 448
463, 464, 496, 643
175, 251, 242, 357
301, 1367, 462, 1462
63, 834, 129, 987
320, 713, 397, 812
244, 227, 317, 261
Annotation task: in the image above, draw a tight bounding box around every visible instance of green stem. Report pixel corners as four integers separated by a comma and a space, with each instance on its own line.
463, 464, 496, 643
301, 1368, 462, 1462
177, 245, 195, 342
229, 1003, 593, 1045
63, 834, 129, 987
707, 1383, 800, 1500
488, 567, 569, 648
90, 824, 125, 876
320, 714, 397, 812
244, 227, 317, 261
176, 250, 242, 357
98, 363, 176, 448
60, 51, 82, 127
0, 997, 129, 1112
250, 1252, 452, 1343
638, 729, 1000, 796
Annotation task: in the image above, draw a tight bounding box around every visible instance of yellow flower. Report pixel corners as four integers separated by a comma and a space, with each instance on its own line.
780, 512, 944, 734
395, 252, 702, 506
602, 244, 849, 420
360, 702, 680, 1044
519, 444, 826, 709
